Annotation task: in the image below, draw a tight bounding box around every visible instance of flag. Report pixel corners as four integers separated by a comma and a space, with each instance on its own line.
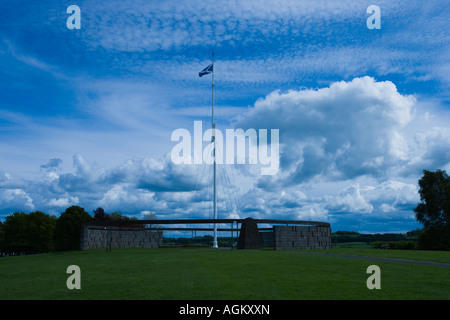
199, 63, 213, 77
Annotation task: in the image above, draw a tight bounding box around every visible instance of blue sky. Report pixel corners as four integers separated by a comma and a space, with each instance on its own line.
1, 0, 449, 233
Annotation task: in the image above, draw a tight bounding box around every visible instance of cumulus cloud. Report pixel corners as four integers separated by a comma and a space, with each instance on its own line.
404, 127, 450, 175
222, 75, 449, 231
40, 158, 62, 172
0, 188, 34, 212
48, 196, 79, 208
325, 184, 373, 214
238, 186, 328, 222
57, 154, 105, 193
102, 155, 206, 193
0, 153, 210, 218
98, 184, 166, 213
0, 172, 16, 188
236, 76, 416, 182
361, 180, 419, 213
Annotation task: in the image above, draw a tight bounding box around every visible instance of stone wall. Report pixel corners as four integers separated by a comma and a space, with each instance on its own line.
273, 225, 331, 250
259, 231, 275, 248
80, 226, 162, 250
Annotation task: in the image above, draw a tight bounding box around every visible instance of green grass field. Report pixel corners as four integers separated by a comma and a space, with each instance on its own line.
1, 248, 449, 300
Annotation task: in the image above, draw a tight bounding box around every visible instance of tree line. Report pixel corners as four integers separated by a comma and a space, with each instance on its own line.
332, 230, 420, 243
0, 206, 137, 255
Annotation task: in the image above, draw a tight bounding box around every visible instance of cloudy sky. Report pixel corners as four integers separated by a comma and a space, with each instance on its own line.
1, 0, 449, 233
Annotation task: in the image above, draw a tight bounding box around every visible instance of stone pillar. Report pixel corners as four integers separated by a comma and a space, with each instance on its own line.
237, 217, 262, 249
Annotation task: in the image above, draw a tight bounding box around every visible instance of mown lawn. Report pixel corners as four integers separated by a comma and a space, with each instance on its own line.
1, 248, 449, 300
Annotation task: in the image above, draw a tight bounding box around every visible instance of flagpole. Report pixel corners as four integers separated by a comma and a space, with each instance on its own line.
212, 52, 218, 248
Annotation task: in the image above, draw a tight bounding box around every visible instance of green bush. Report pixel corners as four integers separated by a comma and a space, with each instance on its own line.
372, 241, 417, 250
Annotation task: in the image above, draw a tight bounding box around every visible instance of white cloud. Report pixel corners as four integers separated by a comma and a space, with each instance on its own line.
82, 0, 364, 52
325, 184, 373, 214
236, 76, 416, 182
48, 196, 79, 208
406, 127, 450, 174
362, 181, 419, 207
238, 186, 328, 221
99, 183, 165, 212
0, 188, 34, 212
40, 158, 63, 172
57, 154, 105, 193
0, 172, 17, 188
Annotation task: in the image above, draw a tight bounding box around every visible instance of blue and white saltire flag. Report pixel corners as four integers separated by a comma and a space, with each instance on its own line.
199, 63, 213, 77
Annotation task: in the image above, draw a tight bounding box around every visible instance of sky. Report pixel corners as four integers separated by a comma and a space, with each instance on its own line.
0, 0, 449, 233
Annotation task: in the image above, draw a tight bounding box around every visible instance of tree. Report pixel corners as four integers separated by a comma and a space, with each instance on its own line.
26, 211, 57, 252
54, 206, 92, 251
143, 212, 160, 229
93, 207, 109, 221
0, 221, 4, 252
414, 169, 450, 250
109, 211, 126, 221
108, 211, 141, 228
2, 211, 56, 253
